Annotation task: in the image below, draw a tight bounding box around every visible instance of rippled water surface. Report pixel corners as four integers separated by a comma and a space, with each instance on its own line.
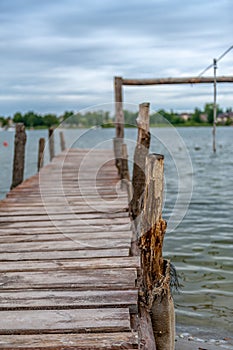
0, 126, 232, 334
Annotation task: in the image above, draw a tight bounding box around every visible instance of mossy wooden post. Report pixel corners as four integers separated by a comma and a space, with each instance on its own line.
37, 138, 45, 172
11, 123, 27, 189
130, 102, 151, 221
49, 128, 55, 161
114, 76, 124, 175
140, 154, 175, 350
59, 131, 66, 151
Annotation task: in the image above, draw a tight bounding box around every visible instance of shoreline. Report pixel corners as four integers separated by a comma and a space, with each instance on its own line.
176, 325, 233, 349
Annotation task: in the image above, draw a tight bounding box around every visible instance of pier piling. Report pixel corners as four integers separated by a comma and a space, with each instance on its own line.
59, 131, 66, 151
48, 127, 55, 161
37, 138, 45, 172
11, 123, 27, 189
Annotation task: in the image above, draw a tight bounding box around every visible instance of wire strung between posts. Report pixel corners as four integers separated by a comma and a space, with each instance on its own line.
198, 45, 233, 77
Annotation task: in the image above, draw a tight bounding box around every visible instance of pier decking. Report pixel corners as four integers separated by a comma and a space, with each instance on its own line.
0, 149, 139, 349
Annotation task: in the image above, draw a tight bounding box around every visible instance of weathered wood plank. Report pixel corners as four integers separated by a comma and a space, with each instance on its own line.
0, 218, 130, 229
0, 225, 131, 234
0, 238, 131, 252
0, 212, 129, 222
0, 231, 132, 243
0, 268, 137, 290
0, 289, 138, 309
0, 257, 139, 272
0, 205, 127, 215
0, 332, 138, 349
0, 308, 131, 334
0, 248, 130, 261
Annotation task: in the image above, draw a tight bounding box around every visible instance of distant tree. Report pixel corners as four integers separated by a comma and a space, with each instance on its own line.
13, 112, 24, 124
61, 111, 75, 121
0, 116, 8, 127
23, 111, 41, 127
43, 114, 59, 127
102, 111, 110, 124
192, 108, 202, 123
204, 103, 222, 124
123, 110, 138, 126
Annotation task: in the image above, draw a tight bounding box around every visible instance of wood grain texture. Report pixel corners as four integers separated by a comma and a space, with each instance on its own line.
0, 308, 131, 334
0, 332, 138, 349
0, 289, 138, 310
0, 268, 137, 290
0, 149, 138, 349
0, 249, 130, 261
0, 257, 139, 272
122, 76, 233, 85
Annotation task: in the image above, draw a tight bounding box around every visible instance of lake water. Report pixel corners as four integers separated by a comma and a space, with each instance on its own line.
0, 126, 232, 337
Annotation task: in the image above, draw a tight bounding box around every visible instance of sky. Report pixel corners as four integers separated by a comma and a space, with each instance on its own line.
0, 0, 233, 116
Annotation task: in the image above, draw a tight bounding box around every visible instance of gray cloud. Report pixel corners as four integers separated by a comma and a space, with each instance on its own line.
0, 0, 232, 115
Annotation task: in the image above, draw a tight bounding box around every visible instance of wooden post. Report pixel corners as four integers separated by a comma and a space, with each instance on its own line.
121, 143, 132, 200
113, 137, 123, 175
121, 143, 130, 182
130, 102, 151, 221
213, 58, 217, 153
49, 128, 55, 161
139, 154, 175, 350
59, 131, 66, 151
37, 138, 45, 172
138, 305, 156, 350
114, 77, 124, 175
11, 123, 27, 189
114, 76, 124, 139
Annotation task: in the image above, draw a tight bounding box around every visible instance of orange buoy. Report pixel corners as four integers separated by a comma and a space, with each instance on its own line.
3, 141, 9, 147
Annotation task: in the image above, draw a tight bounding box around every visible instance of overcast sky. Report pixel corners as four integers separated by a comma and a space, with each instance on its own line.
0, 0, 232, 116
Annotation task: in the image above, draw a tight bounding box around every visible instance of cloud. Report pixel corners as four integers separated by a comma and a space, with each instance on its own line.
0, 0, 232, 115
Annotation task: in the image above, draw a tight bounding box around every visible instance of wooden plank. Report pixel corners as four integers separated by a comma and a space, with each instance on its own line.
0, 231, 132, 243
4, 195, 126, 201
0, 248, 130, 261
0, 268, 137, 290
5, 191, 126, 198
0, 308, 131, 334
0, 205, 127, 215
0, 212, 129, 222
0, 332, 138, 349
0, 238, 131, 253
0, 218, 130, 229
0, 225, 132, 234
0, 289, 138, 309
0, 226, 131, 235
0, 257, 139, 272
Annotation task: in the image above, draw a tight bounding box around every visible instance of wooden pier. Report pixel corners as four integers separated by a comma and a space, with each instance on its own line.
0, 148, 139, 349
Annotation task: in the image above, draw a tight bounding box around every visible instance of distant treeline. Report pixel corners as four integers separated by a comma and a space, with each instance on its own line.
0, 103, 232, 128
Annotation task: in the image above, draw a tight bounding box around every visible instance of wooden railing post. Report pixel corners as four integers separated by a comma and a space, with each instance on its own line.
121, 143, 132, 199
139, 154, 175, 350
11, 123, 27, 189
114, 76, 124, 175
130, 102, 151, 221
59, 131, 66, 151
37, 138, 45, 172
121, 143, 130, 182
48, 128, 55, 161
113, 137, 122, 175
